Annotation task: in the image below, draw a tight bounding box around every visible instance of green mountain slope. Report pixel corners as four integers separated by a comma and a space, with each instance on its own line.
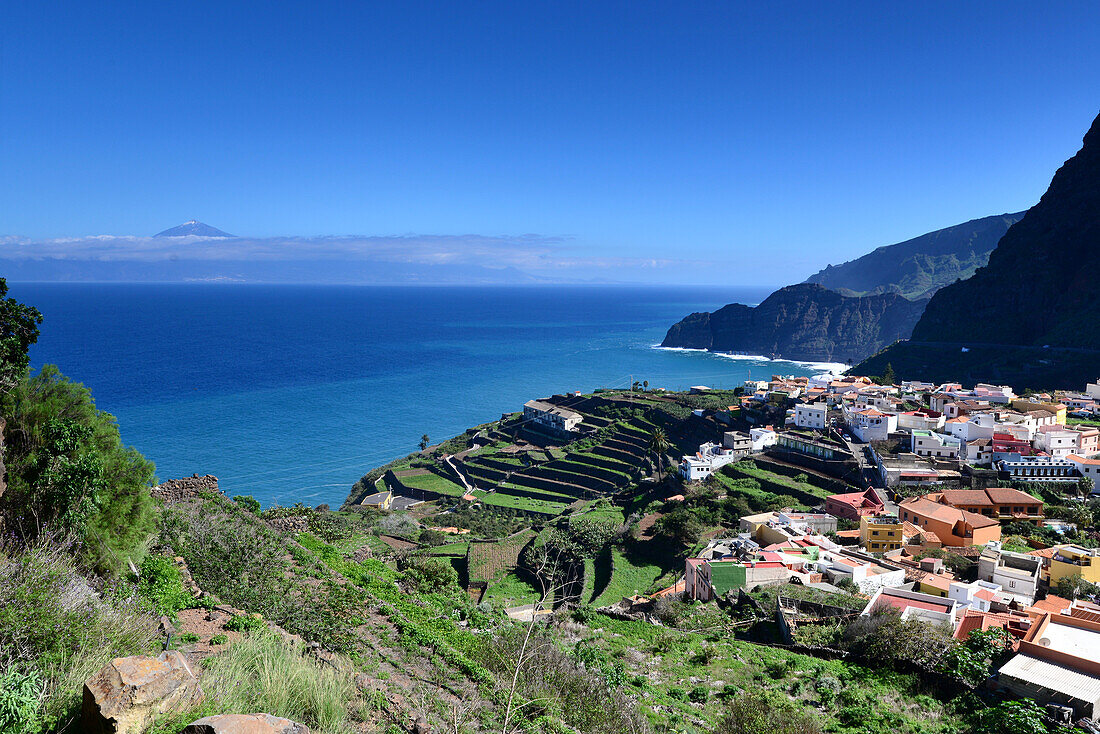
805, 212, 1023, 299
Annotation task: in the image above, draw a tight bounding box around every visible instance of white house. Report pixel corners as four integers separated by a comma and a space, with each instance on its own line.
911, 430, 962, 459
812, 549, 906, 595
1087, 379, 1100, 400
1066, 455, 1100, 493
948, 579, 1003, 612
897, 411, 946, 432
679, 442, 740, 481
523, 399, 582, 435
794, 402, 828, 430
845, 407, 898, 443
1033, 425, 1081, 459
749, 427, 777, 452
978, 543, 1042, 605
862, 587, 958, 626
943, 413, 996, 443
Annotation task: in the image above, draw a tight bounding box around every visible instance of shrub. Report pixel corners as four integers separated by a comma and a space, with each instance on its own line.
399, 555, 460, 595
688, 685, 709, 704
0, 539, 158, 732
233, 495, 261, 514
177, 632, 200, 644
0, 366, 157, 574
0, 666, 44, 734
815, 675, 841, 705
137, 555, 198, 617
716, 689, 822, 734
209, 634, 228, 645
841, 607, 954, 670
225, 614, 266, 633
968, 698, 1048, 734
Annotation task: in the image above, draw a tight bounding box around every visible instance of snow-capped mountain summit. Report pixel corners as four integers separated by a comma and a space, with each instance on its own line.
154, 220, 235, 237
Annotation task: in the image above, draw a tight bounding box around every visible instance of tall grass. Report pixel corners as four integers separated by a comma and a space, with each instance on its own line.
0, 538, 159, 733
151, 630, 357, 734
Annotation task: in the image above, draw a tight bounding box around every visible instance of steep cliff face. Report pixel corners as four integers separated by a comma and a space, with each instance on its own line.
661, 283, 926, 363
855, 110, 1100, 387
911, 112, 1100, 348
805, 212, 1023, 299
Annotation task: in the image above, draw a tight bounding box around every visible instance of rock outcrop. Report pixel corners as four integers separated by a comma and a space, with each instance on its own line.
856, 110, 1100, 387
181, 713, 310, 734
82, 651, 203, 734
661, 283, 925, 363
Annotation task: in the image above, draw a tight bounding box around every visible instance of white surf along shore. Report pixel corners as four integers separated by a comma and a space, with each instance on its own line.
652, 345, 849, 376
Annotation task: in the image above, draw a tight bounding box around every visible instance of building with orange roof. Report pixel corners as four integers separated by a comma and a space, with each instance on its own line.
898, 495, 1001, 547
954, 608, 1032, 644
1026, 594, 1073, 616
925, 488, 1043, 525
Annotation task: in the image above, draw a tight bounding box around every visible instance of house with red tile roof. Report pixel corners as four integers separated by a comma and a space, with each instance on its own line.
954, 609, 1032, 644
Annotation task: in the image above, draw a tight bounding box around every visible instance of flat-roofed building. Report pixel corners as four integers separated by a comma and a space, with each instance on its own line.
859, 514, 903, 553
997, 613, 1100, 718
978, 542, 1043, 605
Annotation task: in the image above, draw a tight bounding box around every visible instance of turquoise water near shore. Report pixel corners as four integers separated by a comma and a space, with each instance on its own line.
13, 284, 837, 508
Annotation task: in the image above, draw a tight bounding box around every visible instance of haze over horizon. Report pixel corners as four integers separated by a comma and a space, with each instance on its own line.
3, 1, 1099, 284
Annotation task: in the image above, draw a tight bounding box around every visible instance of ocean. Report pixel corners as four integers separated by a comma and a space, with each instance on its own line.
13, 283, 842, 508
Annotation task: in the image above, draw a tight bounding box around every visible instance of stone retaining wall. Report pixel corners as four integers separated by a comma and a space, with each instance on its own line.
151, 474, 221, 503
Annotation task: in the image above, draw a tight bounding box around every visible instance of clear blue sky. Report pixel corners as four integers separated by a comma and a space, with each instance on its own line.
2, 1, 1098, 281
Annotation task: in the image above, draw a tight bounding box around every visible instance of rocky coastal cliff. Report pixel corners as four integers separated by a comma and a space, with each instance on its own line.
661, 213, 1020, 363
661, 283, 926, 363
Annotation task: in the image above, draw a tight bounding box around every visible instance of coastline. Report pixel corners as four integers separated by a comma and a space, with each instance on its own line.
651, 344, 848, 376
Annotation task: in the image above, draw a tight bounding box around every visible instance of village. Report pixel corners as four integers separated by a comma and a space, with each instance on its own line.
342, 372, 1100, 730
667, 373, 1100, 723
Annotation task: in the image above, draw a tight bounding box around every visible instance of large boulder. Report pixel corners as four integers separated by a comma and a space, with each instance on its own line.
182, 713, 310, 734
82, 651, 203, 734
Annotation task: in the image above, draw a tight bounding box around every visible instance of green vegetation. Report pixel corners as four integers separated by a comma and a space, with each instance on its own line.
593, 548, 665, 604
150, 630, 357, 734
1, 365, 158, 574
136, 554, 199, 617
0, 540, 159, 733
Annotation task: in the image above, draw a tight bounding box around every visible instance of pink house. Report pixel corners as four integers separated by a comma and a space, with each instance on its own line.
825, 488, 884, 521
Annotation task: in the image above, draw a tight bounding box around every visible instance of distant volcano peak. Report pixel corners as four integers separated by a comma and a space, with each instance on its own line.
154, 220, 235, 238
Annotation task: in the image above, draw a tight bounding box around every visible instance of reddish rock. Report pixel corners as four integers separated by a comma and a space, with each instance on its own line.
82, 651, 202, 734
182, 713, 310, 734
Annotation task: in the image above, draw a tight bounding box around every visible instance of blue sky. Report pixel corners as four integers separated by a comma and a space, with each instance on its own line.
1, 1, 1098, 284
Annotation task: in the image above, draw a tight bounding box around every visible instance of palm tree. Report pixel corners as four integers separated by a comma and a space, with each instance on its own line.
419, 434, 430, 451
649, 427, 671, 481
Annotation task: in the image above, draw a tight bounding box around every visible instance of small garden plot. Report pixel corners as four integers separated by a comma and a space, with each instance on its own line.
466, 530, 537, 585
397, 470, 467, 497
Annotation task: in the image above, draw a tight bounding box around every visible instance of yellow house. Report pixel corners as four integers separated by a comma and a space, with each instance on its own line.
917, 573, 953, 598
1048, 545, 1100, 585
860, 514, 904, 553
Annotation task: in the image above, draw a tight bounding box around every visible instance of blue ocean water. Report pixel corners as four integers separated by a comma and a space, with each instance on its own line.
13, 284, 836, 508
